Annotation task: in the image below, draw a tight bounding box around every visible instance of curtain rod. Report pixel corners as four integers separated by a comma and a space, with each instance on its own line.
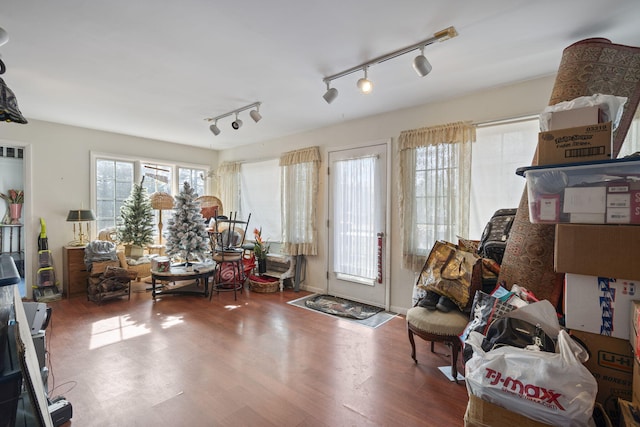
474, 113, 539, 128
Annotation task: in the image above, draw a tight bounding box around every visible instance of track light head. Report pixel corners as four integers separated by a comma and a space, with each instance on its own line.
249, 108, 262, 123
0, 28, 8, 47
357, 67, 373, 94
323, 82, 338, 104
209, 121, 221, 136
231, 113, 243, 130
413, 48, 432, 77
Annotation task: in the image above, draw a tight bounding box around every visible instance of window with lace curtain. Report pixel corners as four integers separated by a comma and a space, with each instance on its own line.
280, 146, 321, 255
398, 122, 474, 271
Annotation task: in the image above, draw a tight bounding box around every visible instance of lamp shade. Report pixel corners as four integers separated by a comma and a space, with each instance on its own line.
150, 192, 174, 210
66, 209, 96, 222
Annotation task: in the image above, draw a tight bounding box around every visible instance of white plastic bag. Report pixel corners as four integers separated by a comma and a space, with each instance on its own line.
465, 329, 597, 427
539, 93, 628, 131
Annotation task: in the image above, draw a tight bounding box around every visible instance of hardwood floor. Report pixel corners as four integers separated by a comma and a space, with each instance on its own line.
43, 286, 469, 426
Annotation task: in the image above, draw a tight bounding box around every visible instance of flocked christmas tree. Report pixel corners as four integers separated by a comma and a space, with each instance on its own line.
117, 177, 155, 248
165, 181, 209, 263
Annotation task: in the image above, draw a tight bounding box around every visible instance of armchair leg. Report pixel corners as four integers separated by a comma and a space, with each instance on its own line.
408, 328, 418, 363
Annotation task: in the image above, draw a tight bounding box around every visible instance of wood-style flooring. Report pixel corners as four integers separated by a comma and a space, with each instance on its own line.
43, 286, 469, 426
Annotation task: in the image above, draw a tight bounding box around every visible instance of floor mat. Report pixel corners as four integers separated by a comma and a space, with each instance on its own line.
287, 294, 397, 328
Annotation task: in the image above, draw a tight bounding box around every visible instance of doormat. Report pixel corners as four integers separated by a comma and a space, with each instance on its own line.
304, 294, 383, 319
287, 294, 397, 328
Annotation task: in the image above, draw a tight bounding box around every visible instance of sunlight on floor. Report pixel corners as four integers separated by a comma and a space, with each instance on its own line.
161, 315, 183, 329
89, 314, 151, 349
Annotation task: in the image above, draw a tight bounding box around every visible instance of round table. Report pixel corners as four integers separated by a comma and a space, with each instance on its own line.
151, 263, 215, 300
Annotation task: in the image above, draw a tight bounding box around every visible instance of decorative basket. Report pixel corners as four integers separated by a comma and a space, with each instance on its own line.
248, 275, 279, 293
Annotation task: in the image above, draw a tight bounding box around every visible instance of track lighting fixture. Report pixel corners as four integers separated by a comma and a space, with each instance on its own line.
204, 101, 261, 136
209, 120, 220, 135
322, 26, 457, 103
357, 67, 373, 94
413, 47, 432, 77
231, 113, 243, 130
323, 81, 338, 104
249, 104, 262, 122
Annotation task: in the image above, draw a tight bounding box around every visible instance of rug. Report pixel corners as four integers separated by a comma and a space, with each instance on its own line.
287, 294, 397, 328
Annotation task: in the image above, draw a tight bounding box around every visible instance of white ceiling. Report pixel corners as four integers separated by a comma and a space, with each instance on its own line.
1, 0, 639, 150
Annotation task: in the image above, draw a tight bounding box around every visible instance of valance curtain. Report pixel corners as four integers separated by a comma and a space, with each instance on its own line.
216, 161, 241, 215
280, 146, 321, 255
398, 121, 475, 270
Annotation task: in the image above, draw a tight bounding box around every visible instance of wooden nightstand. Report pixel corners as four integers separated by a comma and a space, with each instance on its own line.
63, 246, 89, 298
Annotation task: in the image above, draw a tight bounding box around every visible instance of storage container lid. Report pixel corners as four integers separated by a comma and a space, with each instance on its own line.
516, 156, 640, 177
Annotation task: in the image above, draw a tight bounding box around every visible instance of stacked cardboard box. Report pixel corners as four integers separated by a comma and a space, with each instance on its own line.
541, 104, 639, 425
537, 105, 611, 165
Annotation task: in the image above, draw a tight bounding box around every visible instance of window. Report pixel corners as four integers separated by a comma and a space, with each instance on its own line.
469, 118, 539, 239
239, 159, 282, 242
91, 153, 209, 239
95, 159, 134, 231
179, 167, 206, 197
398, 122, 474, 270
281, 146, 321, 256
142, 163, 172, 195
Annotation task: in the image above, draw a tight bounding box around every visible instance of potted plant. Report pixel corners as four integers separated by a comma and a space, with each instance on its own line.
117, 178, 155, 258
253, 227, 270, 274
0, 189, 24, 224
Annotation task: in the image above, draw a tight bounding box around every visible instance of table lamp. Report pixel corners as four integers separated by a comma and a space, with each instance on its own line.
66, 209, 96, 246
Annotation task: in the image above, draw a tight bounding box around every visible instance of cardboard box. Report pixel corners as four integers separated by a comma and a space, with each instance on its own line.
555, 224, 640, 280
464, 394, 551, 427
618, 398, 640, 427
549, 105, 602, 130
630, 301, 640, 363
569, 330, 633, 425
537, 122, 612, 165
564, 274, 639, 339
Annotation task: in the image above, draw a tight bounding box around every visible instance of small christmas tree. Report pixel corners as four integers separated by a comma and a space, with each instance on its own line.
117, 177, 155, 249
165, 181, 209, 263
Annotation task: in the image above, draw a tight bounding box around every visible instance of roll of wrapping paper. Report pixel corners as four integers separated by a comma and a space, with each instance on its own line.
498, 38, 640, 307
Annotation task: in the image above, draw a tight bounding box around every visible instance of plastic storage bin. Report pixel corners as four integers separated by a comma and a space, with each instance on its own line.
516, 157, 640, 224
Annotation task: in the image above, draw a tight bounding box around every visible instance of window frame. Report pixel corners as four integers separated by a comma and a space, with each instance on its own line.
90, 151, 210, 239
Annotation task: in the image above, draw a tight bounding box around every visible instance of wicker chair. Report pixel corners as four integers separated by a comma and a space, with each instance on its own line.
195, 195, 223, 223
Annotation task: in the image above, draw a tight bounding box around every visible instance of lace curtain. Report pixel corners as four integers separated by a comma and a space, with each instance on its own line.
398, 121, 475, 270
279, 146, 321, 255
216, 161, 241, 215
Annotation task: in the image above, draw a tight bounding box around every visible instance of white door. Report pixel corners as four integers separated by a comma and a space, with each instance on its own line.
327, 142, 388, 308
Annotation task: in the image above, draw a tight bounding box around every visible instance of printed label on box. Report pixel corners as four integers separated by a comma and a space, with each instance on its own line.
563, 186, 607, 214
607, 207, 631, 224
564, 274, 639, 339
631, 191, 640, 224
535, 195, 560, 222
607, 193, 631, 208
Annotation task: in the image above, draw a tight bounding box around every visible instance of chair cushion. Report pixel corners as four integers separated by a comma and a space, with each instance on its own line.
406, 306, 469, 336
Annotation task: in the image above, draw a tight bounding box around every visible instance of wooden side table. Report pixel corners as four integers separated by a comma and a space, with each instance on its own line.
63, 246, 90, 298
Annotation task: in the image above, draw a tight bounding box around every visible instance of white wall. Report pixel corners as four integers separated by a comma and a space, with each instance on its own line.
0, 74, 556, 309
0, 120, 217, 298
218, 75, 557, 314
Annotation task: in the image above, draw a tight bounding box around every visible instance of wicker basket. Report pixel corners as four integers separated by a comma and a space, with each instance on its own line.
248, 275, 279, 293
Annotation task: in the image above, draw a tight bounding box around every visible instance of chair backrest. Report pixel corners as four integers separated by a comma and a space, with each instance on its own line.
195, 195, 223, 222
